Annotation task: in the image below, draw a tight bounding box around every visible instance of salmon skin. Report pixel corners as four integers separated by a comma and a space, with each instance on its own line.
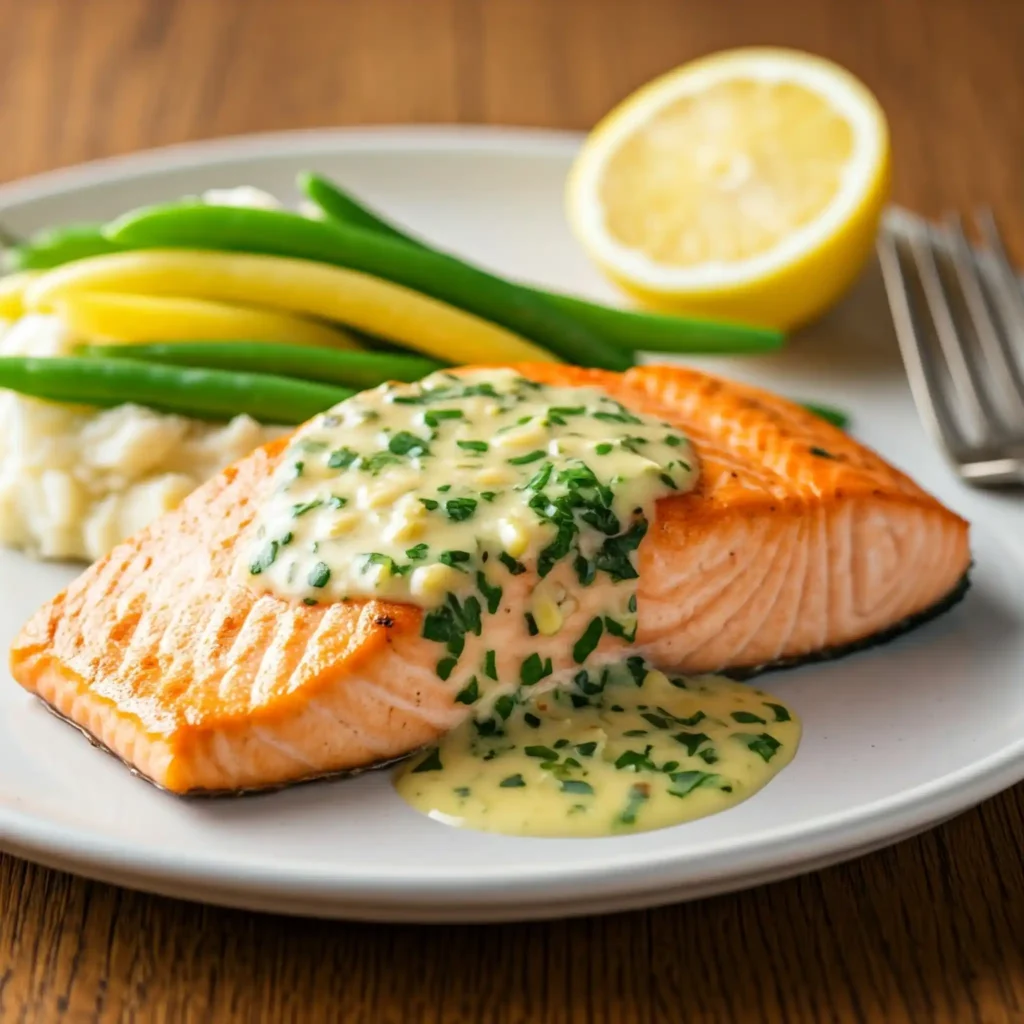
9, 365, 971, 794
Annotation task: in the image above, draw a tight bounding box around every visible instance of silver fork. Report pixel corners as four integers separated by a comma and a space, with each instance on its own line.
877, 209, 1024, 487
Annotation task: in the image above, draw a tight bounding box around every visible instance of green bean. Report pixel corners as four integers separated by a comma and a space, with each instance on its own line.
106, 205, 633, 371
299, 173, 784, 356
80, 341, 443, 389
800, 401, 851, 429
0, 356, 350, 424
536, 293, 783, 355
8, 223, 121, 271
298, 173, 413, 243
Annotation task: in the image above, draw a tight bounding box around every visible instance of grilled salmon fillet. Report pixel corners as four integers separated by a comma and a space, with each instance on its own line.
9, 365, 970, 793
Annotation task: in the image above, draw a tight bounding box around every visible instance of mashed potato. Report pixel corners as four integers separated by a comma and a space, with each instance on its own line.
0, 314, 285, 562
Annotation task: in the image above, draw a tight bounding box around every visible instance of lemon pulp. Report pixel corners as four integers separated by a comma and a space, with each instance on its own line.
601, 79, 856, 267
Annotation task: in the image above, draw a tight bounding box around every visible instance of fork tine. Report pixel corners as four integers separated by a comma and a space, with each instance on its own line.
908, 220, 1001, 435
945, 212, 1024, 425
975, 207, 1024, 376
877, 226, 967, 459
977, 207, 1022, 283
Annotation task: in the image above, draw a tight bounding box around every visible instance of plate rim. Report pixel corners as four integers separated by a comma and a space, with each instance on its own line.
0, 124, 588, 211
3, 677, 1023, 906
1, 124, 1022, 916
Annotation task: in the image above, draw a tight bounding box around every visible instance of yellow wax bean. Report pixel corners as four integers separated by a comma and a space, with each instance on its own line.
0, 272, 42, 319
26, 250, 558, 364
48, 292, 356, 349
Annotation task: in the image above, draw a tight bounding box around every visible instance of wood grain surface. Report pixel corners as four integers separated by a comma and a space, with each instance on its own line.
1, 1, 1023, 1021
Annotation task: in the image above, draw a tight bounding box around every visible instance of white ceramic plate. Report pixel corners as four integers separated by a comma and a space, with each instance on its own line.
1, 127, 1022, 923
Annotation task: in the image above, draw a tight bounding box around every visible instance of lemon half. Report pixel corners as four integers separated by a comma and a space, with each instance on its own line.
567, 48, 891, 330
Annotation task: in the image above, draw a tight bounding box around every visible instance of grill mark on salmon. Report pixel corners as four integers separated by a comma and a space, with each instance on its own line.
9, 365, 971, 793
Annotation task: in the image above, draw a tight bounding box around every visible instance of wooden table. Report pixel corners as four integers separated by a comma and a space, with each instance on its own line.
1, 1, 1023, 1020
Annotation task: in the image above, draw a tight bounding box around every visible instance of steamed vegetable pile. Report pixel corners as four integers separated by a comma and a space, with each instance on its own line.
0, 174, 848, 428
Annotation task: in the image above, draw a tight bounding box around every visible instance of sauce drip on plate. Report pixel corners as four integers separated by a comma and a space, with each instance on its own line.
395, 663, 799, 837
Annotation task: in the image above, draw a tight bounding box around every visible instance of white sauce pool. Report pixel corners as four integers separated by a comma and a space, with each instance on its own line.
395, 665, 800, 837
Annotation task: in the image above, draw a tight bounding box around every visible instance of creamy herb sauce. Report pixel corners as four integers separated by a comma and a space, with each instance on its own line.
244, 367, 800, 836
395, 664, 799, 837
